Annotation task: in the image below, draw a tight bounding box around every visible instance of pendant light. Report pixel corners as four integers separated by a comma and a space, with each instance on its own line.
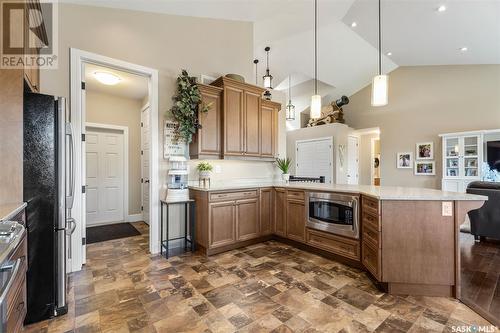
371, 0, 388, 106
286, 75, 296, 121
310, 0, 321, 119
253, 59, 259, 85
263, 47, 273, 89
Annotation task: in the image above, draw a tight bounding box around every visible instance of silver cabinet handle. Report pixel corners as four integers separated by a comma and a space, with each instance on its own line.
66, 123, 75, 209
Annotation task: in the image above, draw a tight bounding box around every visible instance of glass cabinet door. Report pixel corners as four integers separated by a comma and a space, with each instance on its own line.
463, 136, 479, 178
444, 137, 460, 178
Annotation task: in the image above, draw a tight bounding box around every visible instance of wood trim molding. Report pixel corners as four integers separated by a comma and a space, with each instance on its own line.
212, 76, 266, 94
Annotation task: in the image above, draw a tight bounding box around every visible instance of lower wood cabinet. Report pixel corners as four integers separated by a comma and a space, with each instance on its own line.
362, 240, 381, 280
260, 188, 273, 235
236, 198, 259, 241
286, 198, 306, 242
209, 201, 236, 248
307, 228, 360, 261
274, 188, 286, 237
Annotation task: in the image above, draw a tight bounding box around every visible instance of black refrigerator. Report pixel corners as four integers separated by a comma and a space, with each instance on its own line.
23, 90, 76, 324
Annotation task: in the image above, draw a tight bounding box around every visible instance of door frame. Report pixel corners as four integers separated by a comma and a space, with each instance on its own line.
70, 48, 159, 272
370, 137, 379, 186
140, 103, 150, 225
85, 122, 129, 226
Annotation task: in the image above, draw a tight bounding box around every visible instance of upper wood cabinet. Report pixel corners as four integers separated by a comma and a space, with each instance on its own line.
23, 0, 40, 92
190, 84, 223, 159
260, 100, 280, 159
244, 91, 261, 157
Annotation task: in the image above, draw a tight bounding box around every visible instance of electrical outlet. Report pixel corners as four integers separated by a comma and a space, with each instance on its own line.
442, 202, 453, 217
215, 165, 222, 174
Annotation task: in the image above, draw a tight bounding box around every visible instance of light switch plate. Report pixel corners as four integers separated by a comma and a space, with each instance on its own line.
442, 202, 453, 216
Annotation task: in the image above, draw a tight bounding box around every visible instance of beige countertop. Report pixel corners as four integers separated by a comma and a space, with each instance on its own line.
189, 182, 487, 201
0, 202, 26, 221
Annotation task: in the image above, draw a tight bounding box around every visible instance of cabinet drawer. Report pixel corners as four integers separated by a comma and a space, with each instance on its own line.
362, 241, 381, 280
362, 222, 381, 249
287, 190, 304, 200
307, 229, 360, 261
362, 196, 380, 216
210, 190, 258, 202
362, 212, 381, 232
5, 277, 26, 333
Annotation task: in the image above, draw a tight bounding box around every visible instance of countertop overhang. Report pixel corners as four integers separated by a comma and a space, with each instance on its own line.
0, 202, 27, 221
189, 182, 487, 201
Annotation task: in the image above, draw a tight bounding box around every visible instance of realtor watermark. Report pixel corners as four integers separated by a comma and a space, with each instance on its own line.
1, 0, 58, 69
451, 325, 498, 333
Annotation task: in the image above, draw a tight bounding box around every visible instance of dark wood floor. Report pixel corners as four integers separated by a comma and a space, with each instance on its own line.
460, 232, 500, 325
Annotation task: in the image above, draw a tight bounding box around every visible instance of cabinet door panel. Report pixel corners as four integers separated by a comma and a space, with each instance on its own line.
199, 91, 220, 155
260, 104, 274, 158
286, 200, 306, 242
245, 91, 261, 156
260, 188, 273, 235
209, 202, 235, 248
236, 198, 259, 241
274, 189, 286, 236
224, 87, 244, 155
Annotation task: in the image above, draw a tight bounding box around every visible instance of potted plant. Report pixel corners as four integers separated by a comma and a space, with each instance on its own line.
169, 70, 211, 143
196, 162, 213, 179
276, 157, 292, 182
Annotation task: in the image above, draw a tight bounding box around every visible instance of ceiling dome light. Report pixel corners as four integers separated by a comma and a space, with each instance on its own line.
94, 71, 121, 85
351, 21, 357, 28
386, 52, 392, 56
459, 47, 468, 52
437, 5, 446, 12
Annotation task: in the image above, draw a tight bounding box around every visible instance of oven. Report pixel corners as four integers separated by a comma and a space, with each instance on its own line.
306, 192, 360, 239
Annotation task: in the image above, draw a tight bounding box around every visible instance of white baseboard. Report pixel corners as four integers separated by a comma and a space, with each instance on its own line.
87, 220, 125, 227
126, 214, 143, 223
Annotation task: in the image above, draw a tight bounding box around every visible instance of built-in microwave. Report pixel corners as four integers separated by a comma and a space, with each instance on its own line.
306, 192, 360, 239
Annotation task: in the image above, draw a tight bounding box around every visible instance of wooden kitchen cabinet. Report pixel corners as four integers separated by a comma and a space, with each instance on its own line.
361, 195, 382, 280
209, 201, 235, 248
236, 198, 259, 241
261, 100, 280, 159
244, 91, 261, 157
190, 84, 223, 159
286, 191, 306, 242
259, 188, 273, 235
274, 188, 286, 236
23, 0, 40, 92
223, 84, 245, 156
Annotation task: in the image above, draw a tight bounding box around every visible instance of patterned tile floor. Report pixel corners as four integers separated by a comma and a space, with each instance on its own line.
23, 222, 497, 333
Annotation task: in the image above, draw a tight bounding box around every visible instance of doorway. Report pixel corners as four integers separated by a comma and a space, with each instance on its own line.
347, 135, 359, 185
371, 138, 381, 186
69, 49, 159, 272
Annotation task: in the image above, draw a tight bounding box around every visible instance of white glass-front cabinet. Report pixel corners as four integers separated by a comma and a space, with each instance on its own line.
441, 133, 482, 193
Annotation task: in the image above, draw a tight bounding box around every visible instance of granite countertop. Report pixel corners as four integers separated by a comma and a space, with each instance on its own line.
0, 202, 27, 221
189, 182, 487, 201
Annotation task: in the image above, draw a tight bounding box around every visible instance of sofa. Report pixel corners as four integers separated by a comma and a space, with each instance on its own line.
466, 181, 500, 241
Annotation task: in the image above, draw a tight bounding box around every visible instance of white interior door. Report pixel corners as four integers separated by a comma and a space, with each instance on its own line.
141, 106, 150, 224
86, 128, 124, 225
347, 136, 359, 185
296, 137, 333, 183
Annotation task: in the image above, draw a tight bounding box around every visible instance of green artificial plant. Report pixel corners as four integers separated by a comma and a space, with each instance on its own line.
196, 161, 213, 172
169, 70, 210, 143
275, 157, 292, 174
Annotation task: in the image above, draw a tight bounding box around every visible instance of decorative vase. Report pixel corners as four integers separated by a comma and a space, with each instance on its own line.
199, 171, 211, 179
282, 173, 290, 183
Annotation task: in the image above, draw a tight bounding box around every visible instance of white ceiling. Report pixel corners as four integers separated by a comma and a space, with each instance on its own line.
84, 63, 149, 100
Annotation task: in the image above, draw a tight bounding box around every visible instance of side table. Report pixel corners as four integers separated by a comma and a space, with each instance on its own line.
160, 199, 195, 258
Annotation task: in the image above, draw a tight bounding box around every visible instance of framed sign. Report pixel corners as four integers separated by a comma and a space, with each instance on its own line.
163, 120, 186, 159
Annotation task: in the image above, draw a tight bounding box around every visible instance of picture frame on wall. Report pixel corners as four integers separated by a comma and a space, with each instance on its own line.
397, 152, 413, 169
416, 142, 434, 160
415, 161, 436, 176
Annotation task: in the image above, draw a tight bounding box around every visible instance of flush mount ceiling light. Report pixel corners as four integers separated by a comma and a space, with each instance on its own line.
437, 5, 446, 12
386, 51, 392, 56
351, 21, 357, 28
371, 0, 389, 107
94, 71, 121, 85
459, 47, 468, 52
310, 0, 322, 119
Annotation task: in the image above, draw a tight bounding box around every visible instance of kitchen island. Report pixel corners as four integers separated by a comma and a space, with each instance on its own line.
190, 183, 486, 298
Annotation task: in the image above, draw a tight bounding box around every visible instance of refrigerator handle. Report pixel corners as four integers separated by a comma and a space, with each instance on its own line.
66, 122, 75, 209
65, 217, 77, 259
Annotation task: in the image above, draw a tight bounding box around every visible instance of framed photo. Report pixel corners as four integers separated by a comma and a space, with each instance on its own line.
397, 152, 413, 169
415, 161, 435, 176
416, 142, 434, 160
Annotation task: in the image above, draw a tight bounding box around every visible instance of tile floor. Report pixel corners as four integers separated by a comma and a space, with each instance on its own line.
23, 222, 497, 333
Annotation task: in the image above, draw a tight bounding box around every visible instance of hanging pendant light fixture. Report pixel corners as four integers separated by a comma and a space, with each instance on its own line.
371, 0, 388, 106
263, 47, 273, 89
286, 75, 296, 121
310, 0, 321, 119
253, 59, 259, 85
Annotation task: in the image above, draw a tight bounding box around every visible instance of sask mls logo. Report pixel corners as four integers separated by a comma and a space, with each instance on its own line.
1, 0, 58, 69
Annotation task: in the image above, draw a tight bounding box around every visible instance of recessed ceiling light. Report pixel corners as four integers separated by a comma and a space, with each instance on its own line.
437, 5, 446, 12
94, 71, 121, 85
459, 47, 468, 52
351, 21, 357, 28
386, 52, 392, 56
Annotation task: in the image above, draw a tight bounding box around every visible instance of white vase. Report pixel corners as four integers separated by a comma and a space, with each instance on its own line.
282, 173, 290, 183
199, 170, 211, 179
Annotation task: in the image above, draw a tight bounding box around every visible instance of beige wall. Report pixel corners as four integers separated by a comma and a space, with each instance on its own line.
86, 91, 143, 215
345, 65, 500, 189
40, 4, 285, 202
